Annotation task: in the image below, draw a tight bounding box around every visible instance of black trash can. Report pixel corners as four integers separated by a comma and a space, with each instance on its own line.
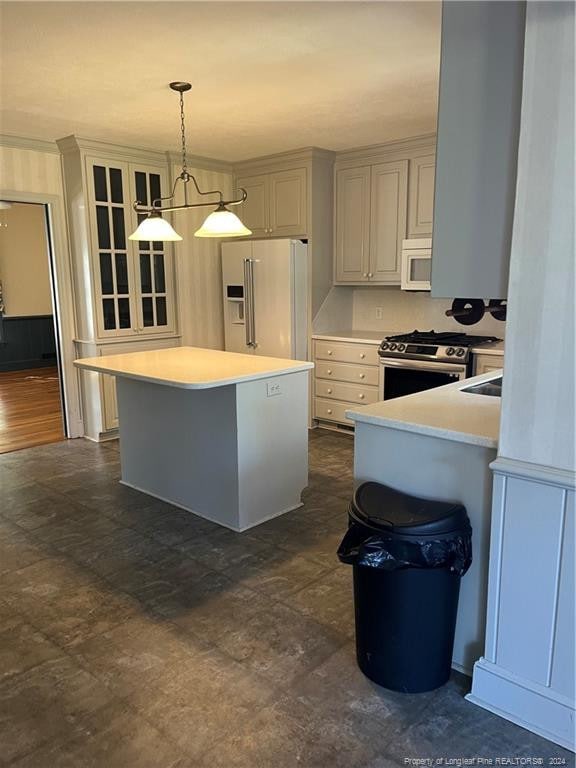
338, 481, 472, 694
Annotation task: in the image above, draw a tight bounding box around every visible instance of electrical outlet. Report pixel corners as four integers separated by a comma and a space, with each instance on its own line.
375, 307, 383, 320
266, 381, 282, 397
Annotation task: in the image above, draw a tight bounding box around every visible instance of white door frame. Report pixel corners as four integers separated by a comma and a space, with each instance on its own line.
0, 189, 84, 438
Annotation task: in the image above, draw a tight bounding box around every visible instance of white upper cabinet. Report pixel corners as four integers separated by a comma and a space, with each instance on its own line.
235, 174, 268, 237
370, 160, 408, 283
59, 137, 178, 344
334, 157, 409, 284
335, 166, 371, 282
269, 168, 307, 237
408, 154, 435, 237
236, 167, 307, 238
86, 157, 176, 339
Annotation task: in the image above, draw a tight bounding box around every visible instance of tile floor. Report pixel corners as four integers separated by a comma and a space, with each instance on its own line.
0, 430, 573, 767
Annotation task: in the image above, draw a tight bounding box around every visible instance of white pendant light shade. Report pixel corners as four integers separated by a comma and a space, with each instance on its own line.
129, 213, 182, 242
194, 205, 252, 238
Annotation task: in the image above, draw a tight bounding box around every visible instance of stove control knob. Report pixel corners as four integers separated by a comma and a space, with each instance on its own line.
389, 343, 397, 351
446, 347, 455, 356
397, 344, 406, 352
456, 348, 466, 357
381, 342, 389, 351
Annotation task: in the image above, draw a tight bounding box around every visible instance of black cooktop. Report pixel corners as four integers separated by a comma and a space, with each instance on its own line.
386, 330, 500, 348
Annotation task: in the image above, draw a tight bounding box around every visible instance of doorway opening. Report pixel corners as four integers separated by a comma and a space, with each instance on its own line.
0, 200, 67, 453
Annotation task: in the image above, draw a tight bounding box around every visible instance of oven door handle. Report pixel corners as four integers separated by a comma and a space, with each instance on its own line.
380, 357, 467, 374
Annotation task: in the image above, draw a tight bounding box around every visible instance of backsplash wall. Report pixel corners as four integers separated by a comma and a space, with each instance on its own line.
352, 286, 506, 337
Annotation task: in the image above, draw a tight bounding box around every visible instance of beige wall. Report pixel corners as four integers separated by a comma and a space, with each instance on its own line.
0, 201, 53, 316
172, 164, 234, 349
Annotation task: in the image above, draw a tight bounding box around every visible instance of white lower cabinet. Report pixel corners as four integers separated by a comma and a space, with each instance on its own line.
474, 353, 504, 376
313, 338, 380, 428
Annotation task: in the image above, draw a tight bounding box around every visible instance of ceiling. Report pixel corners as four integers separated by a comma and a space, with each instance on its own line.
0, 1, 441, 161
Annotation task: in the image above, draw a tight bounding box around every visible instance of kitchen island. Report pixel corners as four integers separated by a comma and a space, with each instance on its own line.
346, 369, 502, 674
75, 347, 314, 531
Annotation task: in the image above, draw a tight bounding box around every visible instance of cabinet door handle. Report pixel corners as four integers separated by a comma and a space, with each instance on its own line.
363, 273, 368, 278
368, 272, 373, 278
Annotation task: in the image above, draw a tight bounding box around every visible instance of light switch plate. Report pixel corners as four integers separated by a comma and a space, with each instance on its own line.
375, 307, 383, 320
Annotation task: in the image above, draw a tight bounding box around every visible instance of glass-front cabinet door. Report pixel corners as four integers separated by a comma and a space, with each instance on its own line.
87, 159, 137, 338
130, 166, 176, 334
86, 158, 176, 339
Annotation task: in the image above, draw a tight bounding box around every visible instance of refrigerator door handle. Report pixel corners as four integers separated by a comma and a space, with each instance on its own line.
243, 258, 257, 348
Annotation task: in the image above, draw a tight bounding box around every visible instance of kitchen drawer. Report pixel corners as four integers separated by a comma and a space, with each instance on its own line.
314, 398, 355, 426
314, 340, 379, 366
315, 360, 380, 387
315, 379, 379, 405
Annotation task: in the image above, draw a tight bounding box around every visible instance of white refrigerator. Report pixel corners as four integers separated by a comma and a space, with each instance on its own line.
222, 239, 308, 360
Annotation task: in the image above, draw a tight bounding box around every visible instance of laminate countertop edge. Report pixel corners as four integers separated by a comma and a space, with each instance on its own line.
346, 369, 502, 448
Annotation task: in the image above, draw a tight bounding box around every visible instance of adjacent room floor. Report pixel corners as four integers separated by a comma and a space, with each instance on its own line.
0, 430, 573, 767
0, 367, 64, 454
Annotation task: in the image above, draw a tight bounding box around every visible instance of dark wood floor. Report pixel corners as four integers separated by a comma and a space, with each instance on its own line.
0, 366, 65, 454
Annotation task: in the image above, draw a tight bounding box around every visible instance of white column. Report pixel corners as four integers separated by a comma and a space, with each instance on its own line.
467, 2, 575, 750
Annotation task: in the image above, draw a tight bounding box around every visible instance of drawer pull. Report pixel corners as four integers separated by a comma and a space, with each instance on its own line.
327, 408, 333, 415
360, 353, 366, 359
327, 388, 332, 394
358, 394, 365, 399
327, 350, 333, 355
359, 373, 365, 379
327, 369, 332, 375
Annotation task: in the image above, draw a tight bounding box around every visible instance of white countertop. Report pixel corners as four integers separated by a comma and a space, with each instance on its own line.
74, 346, 314, 389
346, 369, 502, 448
471, 340, 505, 355
312, 330, 389, 344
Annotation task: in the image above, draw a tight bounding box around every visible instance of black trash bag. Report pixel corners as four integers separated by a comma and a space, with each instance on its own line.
337, 520, 472, 576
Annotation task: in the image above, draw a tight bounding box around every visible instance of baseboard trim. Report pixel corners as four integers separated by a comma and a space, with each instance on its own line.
467, 658, 576, 751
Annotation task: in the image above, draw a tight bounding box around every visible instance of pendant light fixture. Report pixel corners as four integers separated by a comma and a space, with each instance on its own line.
129, 82, 251, 242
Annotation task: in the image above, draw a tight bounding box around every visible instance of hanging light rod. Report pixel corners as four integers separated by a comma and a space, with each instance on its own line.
129, 82, 251, 241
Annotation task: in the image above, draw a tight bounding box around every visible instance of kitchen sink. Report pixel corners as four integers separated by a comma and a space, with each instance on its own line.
461, 376, 502, 397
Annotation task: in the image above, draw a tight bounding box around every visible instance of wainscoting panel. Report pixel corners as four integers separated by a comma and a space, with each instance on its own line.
468, 459, 576, 751
0, 315, 57, 371
550, 490, 575, 701
496, 476, 566, 684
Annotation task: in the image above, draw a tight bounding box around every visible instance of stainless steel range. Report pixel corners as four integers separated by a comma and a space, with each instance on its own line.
378, 330, 501, 400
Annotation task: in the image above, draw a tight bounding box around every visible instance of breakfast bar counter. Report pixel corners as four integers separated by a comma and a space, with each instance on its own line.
75, 347, 314, 531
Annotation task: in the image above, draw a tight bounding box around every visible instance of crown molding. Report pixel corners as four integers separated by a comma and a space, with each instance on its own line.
233, 146, 335, 174
166, 151, 234, 174
0, 134, 60, 154
335, 133, 437, 166
56, 135, 168, 165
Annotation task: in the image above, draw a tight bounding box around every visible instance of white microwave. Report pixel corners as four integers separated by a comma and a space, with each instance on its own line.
401, 238, 432, 291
